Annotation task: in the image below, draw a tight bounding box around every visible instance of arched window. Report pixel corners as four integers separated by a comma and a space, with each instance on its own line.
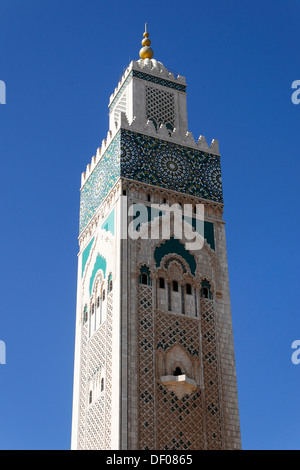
186, 284, 192, 295
202, 287, 209, 298
91, 303, 95, 314
102, 289, 105, 301
173, 281, 179, 292
97, 296, 100, 308
89, 390, 93, 404
101, 378, 105, 392
201, 280, 212, 299
159, 277, 165, 289
139, 266, 151, 286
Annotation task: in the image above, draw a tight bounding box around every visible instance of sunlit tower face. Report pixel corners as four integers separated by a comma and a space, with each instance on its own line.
71, 26, 241, 451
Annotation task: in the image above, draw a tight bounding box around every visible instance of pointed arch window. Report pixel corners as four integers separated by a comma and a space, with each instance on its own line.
201, 280, 212, 299
139, 265, 151, 286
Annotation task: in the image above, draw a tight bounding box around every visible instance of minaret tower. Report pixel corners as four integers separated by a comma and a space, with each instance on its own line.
71, 26, 241, 450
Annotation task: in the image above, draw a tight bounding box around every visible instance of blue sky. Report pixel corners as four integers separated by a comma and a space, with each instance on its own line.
0, 0, 300, 450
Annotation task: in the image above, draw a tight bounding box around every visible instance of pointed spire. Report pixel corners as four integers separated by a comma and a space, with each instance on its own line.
139, 22, 154, 60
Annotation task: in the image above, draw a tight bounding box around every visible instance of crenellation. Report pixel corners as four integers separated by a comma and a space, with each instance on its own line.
210, 138, 220, 155
81, 119, 220, 188
197, 134, 210, 152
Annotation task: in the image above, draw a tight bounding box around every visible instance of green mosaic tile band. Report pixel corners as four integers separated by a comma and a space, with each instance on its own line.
120, 129, 223, 203
79, 129, 223, 234
79, 132, 121, 234
132, 70, 187, 92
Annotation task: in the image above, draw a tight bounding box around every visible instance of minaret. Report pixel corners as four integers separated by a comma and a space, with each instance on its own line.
71, 26, 241, 450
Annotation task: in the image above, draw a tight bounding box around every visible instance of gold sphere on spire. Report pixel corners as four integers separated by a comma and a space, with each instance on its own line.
139, 23, 154, 59
142, 38, 151, 47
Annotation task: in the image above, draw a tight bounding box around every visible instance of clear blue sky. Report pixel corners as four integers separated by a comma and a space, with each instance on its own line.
0, 0, 300, 450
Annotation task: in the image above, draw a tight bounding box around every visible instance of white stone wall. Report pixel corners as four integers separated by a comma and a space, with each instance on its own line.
71, 186, 122, 450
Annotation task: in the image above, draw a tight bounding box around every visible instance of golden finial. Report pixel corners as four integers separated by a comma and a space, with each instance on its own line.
139, 22, 154, 60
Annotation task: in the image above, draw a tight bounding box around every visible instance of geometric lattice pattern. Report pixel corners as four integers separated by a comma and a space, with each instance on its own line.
155, 311, 203, 450
200, 298, 223, 449
135, 269, 226, 449
137, 283, 224, 450
109, 70, 186, 113
77, 294, 113, 450
146, 86, 175, 131
138, 284, 155, 449
120, 129, 223, 203
104, 293, 113, 449
156, 385, 204, 450
78, 323, 89, 449
156, 311, 200, 357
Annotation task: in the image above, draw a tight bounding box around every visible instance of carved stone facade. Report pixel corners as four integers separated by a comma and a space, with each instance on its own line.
123, 186, 240, 449
71, 55, 241, 450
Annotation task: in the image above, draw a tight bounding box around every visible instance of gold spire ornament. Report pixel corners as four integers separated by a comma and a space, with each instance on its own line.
139, 22, 154, 60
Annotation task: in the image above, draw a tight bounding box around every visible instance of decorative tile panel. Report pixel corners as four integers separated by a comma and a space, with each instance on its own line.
132, 70, 187, 92
138, 284, 155, 449
79, 132, 121, 234
200, 298, 223, 449
120, 129, 223, 204
79, 129, 223, 235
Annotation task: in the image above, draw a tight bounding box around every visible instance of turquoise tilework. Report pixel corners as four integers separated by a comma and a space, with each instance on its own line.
132, 70, 187, 92
120, 129, 223, 203
79, 129, 223, 235
79, 133, 121, 234
101, 209, 115, 236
